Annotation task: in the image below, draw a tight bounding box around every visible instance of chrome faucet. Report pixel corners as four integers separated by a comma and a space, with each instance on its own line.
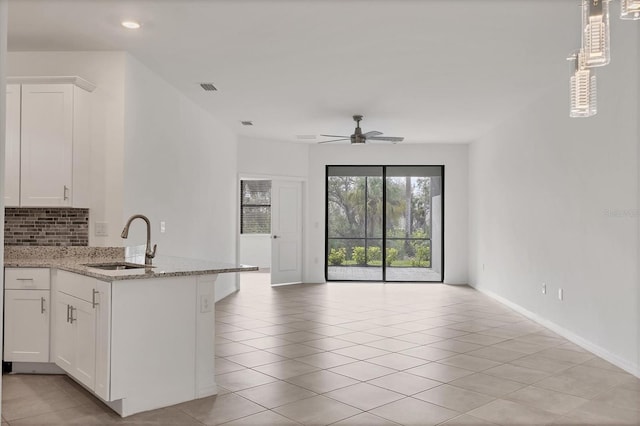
121, 214, 157, 266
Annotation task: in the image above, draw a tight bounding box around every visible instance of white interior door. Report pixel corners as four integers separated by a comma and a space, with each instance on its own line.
271, 180, 303, 285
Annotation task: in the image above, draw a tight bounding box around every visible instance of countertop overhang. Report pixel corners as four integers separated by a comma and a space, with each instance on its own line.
4, 246, 258, 281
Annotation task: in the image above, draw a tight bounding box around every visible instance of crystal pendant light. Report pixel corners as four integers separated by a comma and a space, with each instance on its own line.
582, 0, 611, 67
569, 50, 597, 118
621, 0, 640, 20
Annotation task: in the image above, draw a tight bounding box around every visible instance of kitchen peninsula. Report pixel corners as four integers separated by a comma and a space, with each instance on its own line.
4, 246, 258, 417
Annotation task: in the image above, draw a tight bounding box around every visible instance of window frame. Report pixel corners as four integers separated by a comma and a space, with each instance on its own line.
240, 180, 272, 235
324, 165, 445, 283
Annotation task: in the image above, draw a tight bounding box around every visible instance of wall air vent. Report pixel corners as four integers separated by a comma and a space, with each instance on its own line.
240, 121, 254, 126
199, 83, 217, 91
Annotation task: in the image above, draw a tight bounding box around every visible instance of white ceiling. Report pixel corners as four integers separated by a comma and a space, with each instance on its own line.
7, 0, 581, 144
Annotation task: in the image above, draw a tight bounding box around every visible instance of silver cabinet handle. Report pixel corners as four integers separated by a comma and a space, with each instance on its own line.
16, 278, 34, 281
66, 304, 71, 323
41, 297, 46, 314
63, 185, 69, 201
92, 289, 99, 308
69, 306, 76, 324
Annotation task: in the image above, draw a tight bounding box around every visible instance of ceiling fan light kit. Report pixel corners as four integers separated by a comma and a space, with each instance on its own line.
319, 115, 405, 145
569, 0, 637, 117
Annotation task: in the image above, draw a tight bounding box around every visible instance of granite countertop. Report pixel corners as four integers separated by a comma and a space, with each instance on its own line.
4, 246, 258, 281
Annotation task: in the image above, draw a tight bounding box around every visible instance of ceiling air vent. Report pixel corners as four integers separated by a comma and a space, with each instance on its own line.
240, 121, 254, 126
199, 83, 217, 91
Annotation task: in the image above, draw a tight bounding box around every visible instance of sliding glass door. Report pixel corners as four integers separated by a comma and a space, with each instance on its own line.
326, 165, 443, 282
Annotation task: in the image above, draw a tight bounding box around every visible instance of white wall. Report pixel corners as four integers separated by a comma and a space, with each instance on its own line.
239, 234, 271, 268
306, 143, 469, 284
469, 23, 639, 375
238, 136, 309, 178
7, 51, 127, 247
123, 55, 239, 301
637, 28, 640, 375
0, 0, 8, 411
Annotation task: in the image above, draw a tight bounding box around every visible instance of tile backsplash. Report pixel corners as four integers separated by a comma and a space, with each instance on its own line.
4, 207, 89, 246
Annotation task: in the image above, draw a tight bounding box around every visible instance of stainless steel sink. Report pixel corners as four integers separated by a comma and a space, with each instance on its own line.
84, 262, 151, 270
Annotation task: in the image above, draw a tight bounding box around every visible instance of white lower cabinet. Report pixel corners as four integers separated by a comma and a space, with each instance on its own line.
4, 289, 50, 362
3, 268, 51, 363
55, 292, 96, 390
54, 270, 110, 400
54, 292, 76, 372
7, 267, 218, 417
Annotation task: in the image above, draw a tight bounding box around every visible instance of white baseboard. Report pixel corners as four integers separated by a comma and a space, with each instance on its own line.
271, 281, 303, 287
474, 285, 640, 378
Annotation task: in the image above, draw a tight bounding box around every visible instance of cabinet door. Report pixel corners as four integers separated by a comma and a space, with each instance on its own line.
4, 84, 21, 207
73, 298, 96, 391
3, 289, 50, 362
54, 292, 75, 372
20, 84, 73, 207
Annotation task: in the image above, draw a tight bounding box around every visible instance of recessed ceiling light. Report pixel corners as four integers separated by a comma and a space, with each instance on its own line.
121, 21, 141, 30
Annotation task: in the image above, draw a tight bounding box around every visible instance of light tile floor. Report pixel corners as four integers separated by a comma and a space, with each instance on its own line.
2, 271, 639, 425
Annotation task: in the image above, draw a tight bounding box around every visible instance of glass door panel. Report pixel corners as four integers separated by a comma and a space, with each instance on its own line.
327, 167, 383, 281
385, 167, 442, 282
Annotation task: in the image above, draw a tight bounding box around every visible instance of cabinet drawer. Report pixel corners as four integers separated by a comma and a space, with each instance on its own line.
5, 268, 51, 290
56, 269, 99, 303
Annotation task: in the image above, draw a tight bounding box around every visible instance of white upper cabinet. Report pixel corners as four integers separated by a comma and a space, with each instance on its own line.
5, 84, 21, 207
5, 76, 94, 208
20, 84, 74, 207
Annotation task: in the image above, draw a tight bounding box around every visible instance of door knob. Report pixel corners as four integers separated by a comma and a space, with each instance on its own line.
273, 235, 279, 239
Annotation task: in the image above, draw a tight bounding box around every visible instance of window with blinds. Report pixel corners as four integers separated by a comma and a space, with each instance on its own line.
240, 180, 271, 234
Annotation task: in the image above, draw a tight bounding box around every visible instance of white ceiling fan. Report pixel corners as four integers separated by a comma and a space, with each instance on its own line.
319, 115, 404, 145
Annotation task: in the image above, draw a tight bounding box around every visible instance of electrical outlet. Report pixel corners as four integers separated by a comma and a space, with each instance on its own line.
542, 283, 547, 295
160, 221, 166, 233
200, 294, 212, 313
95, 222, 109, 237
558, 288, 563, 301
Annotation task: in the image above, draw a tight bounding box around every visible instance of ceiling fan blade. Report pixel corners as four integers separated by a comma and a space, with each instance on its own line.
318, 138, 350, 144
367, 136, 405, 142
320, 134, 349, 138
363, 131, 383, 137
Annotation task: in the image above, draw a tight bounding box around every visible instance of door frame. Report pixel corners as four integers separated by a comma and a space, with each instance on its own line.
324, 165, 445, 283
236, 173, 307, 290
